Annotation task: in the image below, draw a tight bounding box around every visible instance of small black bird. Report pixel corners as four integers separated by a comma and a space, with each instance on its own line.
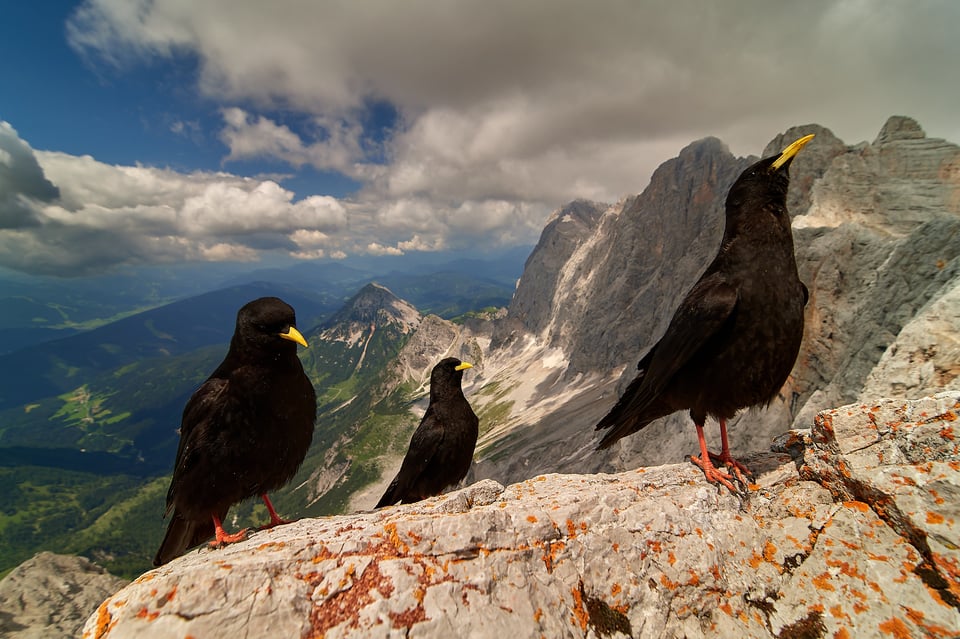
153, 296, 316, 566
595, 134, 814, 491
376, 357, 478, 507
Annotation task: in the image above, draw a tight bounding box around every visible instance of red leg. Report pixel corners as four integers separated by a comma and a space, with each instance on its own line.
711, 419, 752, 484
209, 514, 248, 548
260, 494, 293, 529
690, 421, 737, 492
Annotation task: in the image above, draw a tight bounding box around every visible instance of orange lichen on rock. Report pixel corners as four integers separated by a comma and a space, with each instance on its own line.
931, 553, 960, 600
812, 572, 836, 592
135, 607, 159, 621
844, 500, 870, 513
384, 522, 410, 555
658, 573, 680, 590
87, 600, 117, 639
878, 616, 913, 639
925, 511, 945, 525
905, 607, 957, 638
389, 602, 427, 629
570, 587, 589, 631
763, 540, 778, 563
828, 605, 850, 622
159, 586, 177, 606
310, 561, 395, 635
541, 539, 566, 573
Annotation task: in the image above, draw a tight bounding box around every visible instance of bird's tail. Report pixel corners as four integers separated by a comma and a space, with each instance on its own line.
153, 510, 217, 566
375, 476, 401, 509
594, 378, 670, 450
595, 413, 654, 450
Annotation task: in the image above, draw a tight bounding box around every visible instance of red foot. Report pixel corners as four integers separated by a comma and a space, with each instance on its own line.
708, 451, 753, 486
259, 517, 292, 531
210, 527, 249, 548
260, 494, 294, 530
690, 454, 738, 492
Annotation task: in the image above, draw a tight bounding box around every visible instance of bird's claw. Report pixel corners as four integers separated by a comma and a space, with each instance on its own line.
259, 516, 293, 530
210, 527, 249, 548
690, 454, 739, 493
708, 452, 752, 486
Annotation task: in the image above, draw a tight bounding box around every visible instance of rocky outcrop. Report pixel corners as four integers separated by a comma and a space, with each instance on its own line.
860, 273, 960, 400
84, 392, 959, 638
0, 552, 126, 639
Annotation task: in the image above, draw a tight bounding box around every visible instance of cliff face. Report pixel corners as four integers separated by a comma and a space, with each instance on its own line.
468, 116, 960, 485
84, 392, 960, 639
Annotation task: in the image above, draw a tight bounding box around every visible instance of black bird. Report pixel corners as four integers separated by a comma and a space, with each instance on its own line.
376, 357, 478, 507
153, 296, 316, 566
595, 134, 814, 491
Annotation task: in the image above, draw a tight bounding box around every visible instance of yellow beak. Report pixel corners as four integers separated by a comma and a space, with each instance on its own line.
278, 325, 308, 348
455, 362, 473, 371
771, 133, 815, 170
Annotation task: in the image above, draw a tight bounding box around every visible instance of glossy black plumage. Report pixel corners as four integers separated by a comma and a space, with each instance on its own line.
595, 135, 814, 490
376, 357, 478, 507
153, 296, 316, 565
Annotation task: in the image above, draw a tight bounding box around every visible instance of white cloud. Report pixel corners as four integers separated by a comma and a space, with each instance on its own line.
365, 242, 403, 257
219, 108, 367, 178
13, 0, 956, 276
0, 121, 353, 274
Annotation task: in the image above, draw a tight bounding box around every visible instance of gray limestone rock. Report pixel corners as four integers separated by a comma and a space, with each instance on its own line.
496, 199, 607, 344
0, 552, 126, 639
84, 393, 960, 639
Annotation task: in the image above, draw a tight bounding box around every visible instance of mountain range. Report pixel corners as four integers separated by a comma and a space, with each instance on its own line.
1, 115, 957, 583
0, 254, 524, 577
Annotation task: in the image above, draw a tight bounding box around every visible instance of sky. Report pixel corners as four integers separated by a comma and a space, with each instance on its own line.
1, 0, 957, 277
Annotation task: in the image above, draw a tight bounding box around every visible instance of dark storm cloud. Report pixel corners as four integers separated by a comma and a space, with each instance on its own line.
0, 122, 60, 228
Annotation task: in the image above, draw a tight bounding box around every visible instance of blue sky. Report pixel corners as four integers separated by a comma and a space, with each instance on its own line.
1, 0, 958, 277
1, 1, 367, 195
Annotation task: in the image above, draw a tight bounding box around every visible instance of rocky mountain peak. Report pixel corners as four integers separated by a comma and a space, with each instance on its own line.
323, 282, 422, 335
874, 114, 926, 145
542, 136, 751, 374
794, 115, 960, 234
497, 199, 607, 340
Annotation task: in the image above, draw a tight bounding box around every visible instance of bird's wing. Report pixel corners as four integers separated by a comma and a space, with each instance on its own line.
596, 273, 738, 441
164, 377, 230, 511
640, 273, 739, 396
375, 407, 444, 507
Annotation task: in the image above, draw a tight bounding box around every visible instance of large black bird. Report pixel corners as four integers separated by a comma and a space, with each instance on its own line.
376, 357, 478, 507
153, 296, 316, 566
595, 134, 814, 491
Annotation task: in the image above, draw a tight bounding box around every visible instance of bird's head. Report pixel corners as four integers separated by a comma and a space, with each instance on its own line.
235, 296, 309, 351
430, 357, 473, 398
725, 134, 815, 218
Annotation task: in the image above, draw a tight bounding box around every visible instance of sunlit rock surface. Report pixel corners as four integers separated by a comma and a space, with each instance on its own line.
85, 392, 959, 639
